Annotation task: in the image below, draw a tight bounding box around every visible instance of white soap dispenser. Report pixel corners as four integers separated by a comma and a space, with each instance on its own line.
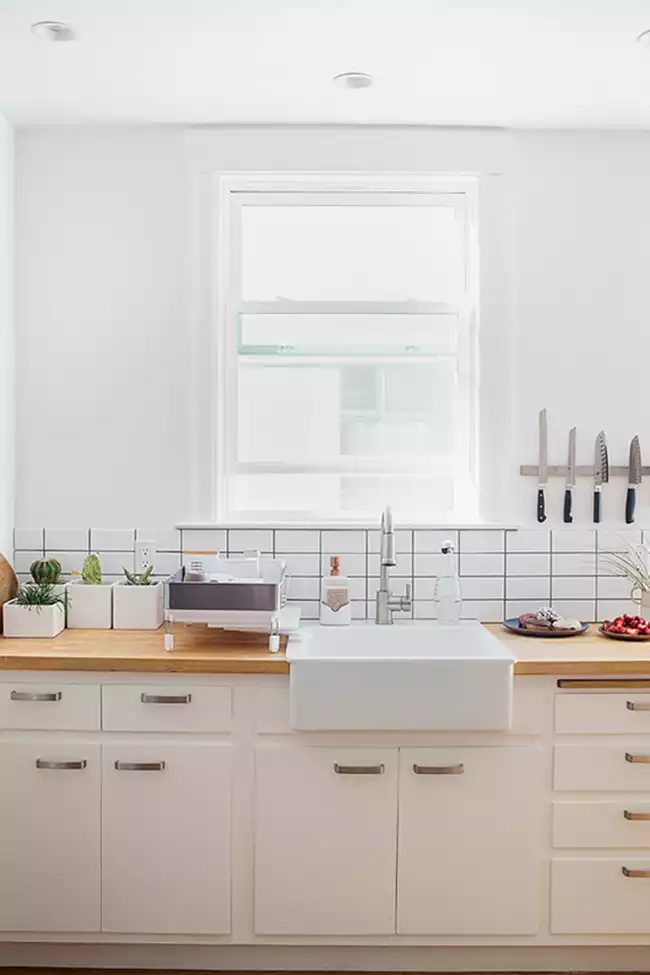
434, 540, 462, 625
320, 556, 352, 626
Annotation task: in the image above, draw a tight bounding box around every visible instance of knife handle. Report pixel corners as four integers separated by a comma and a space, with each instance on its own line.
537, 488, 546, 523
593, 489, 602, 524
563, 489, 573, 524
626, 487, 637, 525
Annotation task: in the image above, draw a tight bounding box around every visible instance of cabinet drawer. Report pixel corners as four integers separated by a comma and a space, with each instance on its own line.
551, 858, 650, 933
556, 693, 650, 734
0, 682, 100, 731
553, 800, 650, 848
102, 684, 231, 733
555, 744, 650, 791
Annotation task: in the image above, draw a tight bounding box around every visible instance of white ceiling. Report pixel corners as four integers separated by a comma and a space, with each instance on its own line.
1, 0, 650, 127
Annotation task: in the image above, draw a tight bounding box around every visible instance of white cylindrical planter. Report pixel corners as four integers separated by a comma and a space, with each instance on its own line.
3, 601, 65, 638
112, 581, 163, 630
66, 581, 113, 629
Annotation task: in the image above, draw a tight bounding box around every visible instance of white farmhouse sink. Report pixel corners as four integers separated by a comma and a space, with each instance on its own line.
286, 621, 514, 731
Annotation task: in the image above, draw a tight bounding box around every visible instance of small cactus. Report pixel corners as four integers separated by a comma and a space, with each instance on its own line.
82, 553, 102, 585
123, 565, 154, 586
30, 557, 62, 585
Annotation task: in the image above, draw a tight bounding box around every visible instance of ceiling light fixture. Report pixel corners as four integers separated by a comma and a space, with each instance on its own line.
31, 21, 76, 42
333, 72, 373, 90
636, 29, 650, 46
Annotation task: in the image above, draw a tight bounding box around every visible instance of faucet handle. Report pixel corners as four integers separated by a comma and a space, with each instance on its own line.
401, 582, 412, 611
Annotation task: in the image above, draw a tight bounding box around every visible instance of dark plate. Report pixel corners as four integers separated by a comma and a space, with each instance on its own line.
598, 625, 650, 642
502, 618, 589, 638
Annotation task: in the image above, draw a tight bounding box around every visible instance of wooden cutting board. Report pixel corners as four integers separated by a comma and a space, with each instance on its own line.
0, 553, 18, 634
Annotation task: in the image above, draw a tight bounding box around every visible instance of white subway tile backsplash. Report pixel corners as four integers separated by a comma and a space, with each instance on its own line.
321, 553, 366, 577
14, 528, 44, 551
182, 529, 227, 553
275, 530, 319, 553
414, 530, 458, 553
45, 528, 89, 551
90, 528, 135, 552
368, 553, 412, 577
461, 530, 505, 553
321, 530, 366, 554
550, 599, 596, 622
505, 529, 550, 553
597, 575, 635, 599
552, 576, 596, 600
414, 553, 444, 577
351, 602, 367, 620
461, 576, 504, 600
414, 577, 436, 600
288, 599, 319, 620
44, 550, 86, 576
506, 576, 550, 601
506, 553, 550, 576
284, 553, 320, 577
152, 551, 182, 576
552, 552, 596, 576
288, 577, 320, 600
461, 600, 504, 622
414, 601, 437, 619
228, 529, 273, 553
506, 600, 548, 619
598, 599, 639, 621
347, 577, 367, 600
552, 529, 596, 553
12, 551, 38, 573
136, 528, 181, 552
597, 529, 642, 553
97, 551, 134, 576
459, 553, 504, 577
368, 529, 412, 554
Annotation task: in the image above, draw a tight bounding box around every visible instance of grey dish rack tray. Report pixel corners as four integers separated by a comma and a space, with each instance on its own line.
163, 559, 288, 653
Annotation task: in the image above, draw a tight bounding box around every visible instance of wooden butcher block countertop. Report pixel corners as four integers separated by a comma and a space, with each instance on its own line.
1, 622, 649, 677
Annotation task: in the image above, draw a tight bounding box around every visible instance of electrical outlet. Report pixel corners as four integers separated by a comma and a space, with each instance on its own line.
135, 540, 156, 573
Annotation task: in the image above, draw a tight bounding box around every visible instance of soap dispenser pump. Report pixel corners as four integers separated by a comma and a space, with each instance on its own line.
320, 556, 352, 626
434, 540, 462, 625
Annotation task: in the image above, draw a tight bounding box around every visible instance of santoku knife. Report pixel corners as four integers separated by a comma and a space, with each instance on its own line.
593, 430, 609, 524
626, 435, 642, 524
537, 408, 548, 523
563, 427, 576, 524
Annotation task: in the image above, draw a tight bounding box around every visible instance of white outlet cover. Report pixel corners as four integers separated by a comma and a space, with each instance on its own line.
135, 540, 156, 571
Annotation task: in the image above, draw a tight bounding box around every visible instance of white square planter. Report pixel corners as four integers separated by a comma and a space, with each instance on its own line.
3, 601, 65, 638
112, 581, 163, 630
66, 581, 113, 629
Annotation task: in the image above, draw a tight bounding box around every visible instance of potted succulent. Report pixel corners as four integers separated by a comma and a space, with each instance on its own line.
30, 557, 62, 585
112, 564, 163, 630
66, 554, 113, 629
3, 583, 66, 638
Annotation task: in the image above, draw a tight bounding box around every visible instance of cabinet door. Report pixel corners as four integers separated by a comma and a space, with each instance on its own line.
102, 741, 231, 934
254, 745, 398, 935
398, 746, 542, 935
0, 740, 101, 932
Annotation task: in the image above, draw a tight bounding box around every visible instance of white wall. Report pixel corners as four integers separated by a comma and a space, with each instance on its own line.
13, 125, 650, 528
0, 114, 13, 556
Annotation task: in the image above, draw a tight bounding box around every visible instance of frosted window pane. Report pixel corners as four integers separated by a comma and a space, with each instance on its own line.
240, 313, 458, 354
241, 205, 464, 302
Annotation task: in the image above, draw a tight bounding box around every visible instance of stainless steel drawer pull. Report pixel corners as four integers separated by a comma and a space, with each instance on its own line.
334, 763, 384, 775
627, 701, 650, 711
622, 866, 650, 878
36, 759, 87, 770
413, 763, 465, 775
624, 810, 650, 821
140, 693, 192, 705
11, 690, 62, 702
625, 753, 650, 763
114, 760, 166, 772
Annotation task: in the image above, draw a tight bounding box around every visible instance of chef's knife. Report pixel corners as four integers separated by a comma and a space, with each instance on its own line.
593, 430, 609, 523
537, 408, 548, 523
626, 435, 642, 524
563, 427, 576, 524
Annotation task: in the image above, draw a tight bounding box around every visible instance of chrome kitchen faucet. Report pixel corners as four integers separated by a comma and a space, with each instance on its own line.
375, 506, 412, 624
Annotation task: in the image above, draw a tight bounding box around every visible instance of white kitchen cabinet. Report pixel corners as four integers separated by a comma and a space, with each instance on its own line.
397, 746, 542, 935
551, 859, 650, 934
102, 741, 231, 935
254, 744, 398, 935
0, 740, 101, 932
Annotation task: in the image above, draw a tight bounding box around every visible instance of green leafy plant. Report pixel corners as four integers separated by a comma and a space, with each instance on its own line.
81, 553, 102, 585
15, 583, 67, 612
30, 557, 62, 585
123, 565, 154, 586
599, 540, 650, 592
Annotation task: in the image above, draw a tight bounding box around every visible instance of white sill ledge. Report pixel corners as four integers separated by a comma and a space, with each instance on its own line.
176, 521, 523, 531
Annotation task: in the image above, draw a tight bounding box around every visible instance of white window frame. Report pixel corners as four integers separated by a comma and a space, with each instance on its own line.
213, 173, 479, 526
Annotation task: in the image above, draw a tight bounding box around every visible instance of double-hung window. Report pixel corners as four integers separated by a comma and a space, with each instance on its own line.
216, 175, 478, 523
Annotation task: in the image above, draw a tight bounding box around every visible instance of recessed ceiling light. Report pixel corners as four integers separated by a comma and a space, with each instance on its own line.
636, 29, 650, 47
31, 21, 76, 42
333, 72, 373, 90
